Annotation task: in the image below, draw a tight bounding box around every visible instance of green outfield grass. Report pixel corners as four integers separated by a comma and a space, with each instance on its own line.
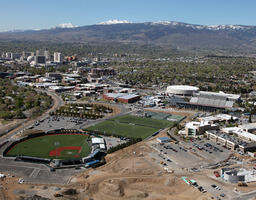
109, 114, 175, 129
6, 134, 91, 160
87, 120, 159, 139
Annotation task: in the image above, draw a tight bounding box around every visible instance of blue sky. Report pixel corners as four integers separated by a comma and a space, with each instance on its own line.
0, 0, 255, 31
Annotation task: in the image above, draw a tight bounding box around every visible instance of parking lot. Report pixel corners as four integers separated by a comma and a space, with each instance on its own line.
150, 138, 231, 170
101, 136, 127, 149
182, 139, 231, 164
0, 158, 75, 184
32, 116, 88, 131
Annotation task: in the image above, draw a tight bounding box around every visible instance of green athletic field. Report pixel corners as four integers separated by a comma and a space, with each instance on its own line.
145, 111, 185, 122
87, 114, 176, 139
110, 114, 174, 129
6, 134, 91, 160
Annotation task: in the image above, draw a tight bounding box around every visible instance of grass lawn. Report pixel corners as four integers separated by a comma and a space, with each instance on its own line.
109, 115, 175, 129
6, 134, 91, 160
87, 120, 159, 139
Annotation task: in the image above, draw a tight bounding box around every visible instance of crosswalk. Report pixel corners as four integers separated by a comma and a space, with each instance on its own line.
29, 168, 40, 178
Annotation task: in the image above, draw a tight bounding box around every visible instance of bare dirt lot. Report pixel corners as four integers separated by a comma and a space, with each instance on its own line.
2, 140, 209, 200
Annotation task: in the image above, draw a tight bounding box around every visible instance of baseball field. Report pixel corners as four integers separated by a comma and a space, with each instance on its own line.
6, 134, 91, 160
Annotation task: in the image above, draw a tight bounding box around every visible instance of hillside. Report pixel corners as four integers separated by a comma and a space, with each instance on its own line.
1, 21, 256, 54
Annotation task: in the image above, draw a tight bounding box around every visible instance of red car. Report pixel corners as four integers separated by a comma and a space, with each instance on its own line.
214, 171, 220, 177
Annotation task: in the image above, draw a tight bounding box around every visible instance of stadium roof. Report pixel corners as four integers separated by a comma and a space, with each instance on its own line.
198, 91, 240, 101
189, 96, 234, 109
199, 114, 238, 122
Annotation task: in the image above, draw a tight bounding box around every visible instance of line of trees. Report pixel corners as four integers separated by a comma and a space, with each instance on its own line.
50, 103, 113, 120
107, 138, 142, 154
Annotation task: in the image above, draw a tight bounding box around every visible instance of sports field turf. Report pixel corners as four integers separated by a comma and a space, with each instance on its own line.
145, 111, 185, 122
87, 120, 159, 139
6, 134, 91, 160
109, 114, 175, 129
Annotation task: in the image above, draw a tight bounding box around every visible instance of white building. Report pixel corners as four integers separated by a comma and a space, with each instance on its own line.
44, 50, 50, 60
222, 127, 256, 142
166, 85, 199, 96
184, 121, 219, 137
199, 114, 238, 123
239, 123, 256, 133
5, 52, 11, 59
91, 137, 106, 151
54, 52, 63, 63
156, 137, 171, 144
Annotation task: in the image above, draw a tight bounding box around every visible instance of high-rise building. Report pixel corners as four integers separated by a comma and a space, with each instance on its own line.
35, 55, 46, 65
36, 50, 44, 56
11, 53, 21, 60
54, 52, 63, 63
5, 52, 11, 59
22, 51, 32, 58
44, 50, 50, 60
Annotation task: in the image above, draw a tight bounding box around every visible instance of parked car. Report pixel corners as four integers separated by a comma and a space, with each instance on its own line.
18, 178, 24, 184
214, 171, 220, 178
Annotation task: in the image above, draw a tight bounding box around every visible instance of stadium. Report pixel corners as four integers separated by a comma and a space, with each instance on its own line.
3, 129, 106, 168
166, 85, 199, 96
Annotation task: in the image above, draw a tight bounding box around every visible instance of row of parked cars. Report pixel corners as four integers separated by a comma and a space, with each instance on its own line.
204, 143, 223, 152
163, 145, 178, 152
211, 184, 226, 199
192, 142, 224, 155
190, 181, 207, 193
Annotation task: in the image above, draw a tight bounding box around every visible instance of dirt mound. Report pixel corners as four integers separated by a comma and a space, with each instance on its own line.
100, 179, 125, 197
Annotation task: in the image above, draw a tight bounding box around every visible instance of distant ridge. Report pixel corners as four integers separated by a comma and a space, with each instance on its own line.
1, 20, 256, 54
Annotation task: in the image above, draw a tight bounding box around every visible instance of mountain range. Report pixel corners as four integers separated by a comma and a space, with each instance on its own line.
1, 21, 256, 54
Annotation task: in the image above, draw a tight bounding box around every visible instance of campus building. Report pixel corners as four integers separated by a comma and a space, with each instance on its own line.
221, 168, 256, 183
206, 130, 246, 151
198, 114, 238, 124
222, 127, 256, 142
184, 121, 219, 137
103, 93, 140, 103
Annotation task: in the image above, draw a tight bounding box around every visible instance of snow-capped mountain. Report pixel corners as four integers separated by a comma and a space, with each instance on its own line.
1, 20, 256, 54
148, 21, 251, 31
54, 23, 78, 29
97, 19, 131, 25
